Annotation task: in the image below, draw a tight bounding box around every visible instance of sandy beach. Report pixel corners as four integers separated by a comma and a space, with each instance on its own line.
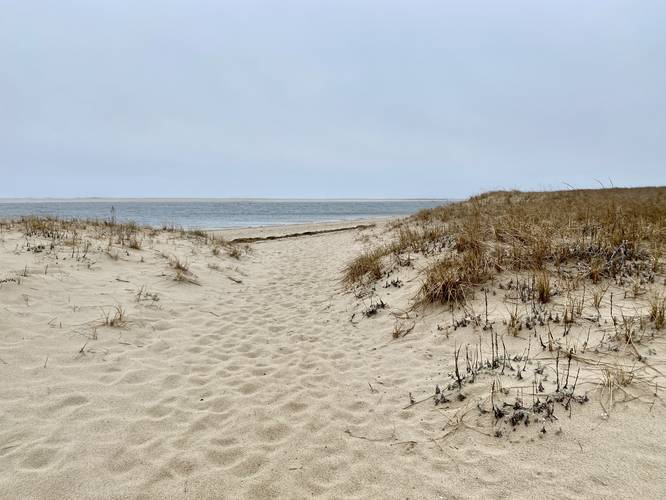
4, 0, 665, 495
1, 213, 665, 499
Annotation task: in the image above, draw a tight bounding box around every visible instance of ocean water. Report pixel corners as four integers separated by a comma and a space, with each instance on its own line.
0, 199, 448, 230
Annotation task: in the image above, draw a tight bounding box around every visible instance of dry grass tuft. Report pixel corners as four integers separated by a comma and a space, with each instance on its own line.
649, 293, 666, 330
169, 256, 190, 273
174, 269, 200, 285
602, 365, 634, 388
227, 246, 242, 259
128, 235, 142, 250
342, 247, 388, 288
210, 236, 247, 260
168, 256, 200, 285
102, 305, 126, 327
189, 229, 208, 239
417, 251, 492, 305
536, 272, 551, 304
592, 286, 608, 311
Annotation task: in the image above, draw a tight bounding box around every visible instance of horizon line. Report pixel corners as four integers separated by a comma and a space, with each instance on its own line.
0, 197, 455, 203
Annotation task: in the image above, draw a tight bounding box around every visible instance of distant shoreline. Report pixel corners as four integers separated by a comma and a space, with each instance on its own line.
0, 199, 447, 230
0, 197, 452, 203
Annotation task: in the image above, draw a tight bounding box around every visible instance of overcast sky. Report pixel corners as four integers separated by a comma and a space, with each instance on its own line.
1, 1, 665, 198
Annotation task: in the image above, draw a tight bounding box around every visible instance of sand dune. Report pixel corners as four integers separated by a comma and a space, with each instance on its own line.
1, 219, 665, 499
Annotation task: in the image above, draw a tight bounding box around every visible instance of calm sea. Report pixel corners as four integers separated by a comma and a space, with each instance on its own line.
0, 199, 448, 230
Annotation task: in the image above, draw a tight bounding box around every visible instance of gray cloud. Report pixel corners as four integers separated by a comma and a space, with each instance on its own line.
1, 0, 665, 197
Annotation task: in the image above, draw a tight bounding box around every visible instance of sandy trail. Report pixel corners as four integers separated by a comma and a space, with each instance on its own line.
1, 222, 665, 499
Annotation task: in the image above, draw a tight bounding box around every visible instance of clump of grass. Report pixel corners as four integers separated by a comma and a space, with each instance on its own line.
128, 235, 142, 250
174, 269, 199, 284
189, 229, 208, 239
102, 305, 126, 327
227, 246, 242, 259
507, 305, 522, 336
211, 238, 247, 260
563, 295, 576, 325
649, 293, 665, 330
342, 247, 388, 288
592, 286, 608, 310
169, 256, 189, 272
536, 272, 551, 303
168, 256, 200, 284
392, 321, 416, 339
418, 258, 467, 305
651, 246, 663, 273
417, 242, 493, 306
602, 365, 634, 389
418, 255, 484, 305
588, 257, 604, 284
395, 225, 448, 254
136, 285, 159, 302
614, 314, 637, 343
113, 222, 140, 246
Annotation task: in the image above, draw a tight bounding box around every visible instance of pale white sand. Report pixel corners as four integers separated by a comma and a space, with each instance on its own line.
1, 220, 665, 498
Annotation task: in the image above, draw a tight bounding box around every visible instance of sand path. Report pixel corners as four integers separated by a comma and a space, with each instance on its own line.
1, 224, 665, 498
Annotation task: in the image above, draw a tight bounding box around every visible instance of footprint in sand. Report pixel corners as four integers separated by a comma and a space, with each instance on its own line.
20, 447, 59, 470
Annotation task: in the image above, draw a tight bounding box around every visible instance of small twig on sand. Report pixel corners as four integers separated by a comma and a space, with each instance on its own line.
76, 342, 87, 357
403, 394, 435, 410
344, 429, 396, 442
